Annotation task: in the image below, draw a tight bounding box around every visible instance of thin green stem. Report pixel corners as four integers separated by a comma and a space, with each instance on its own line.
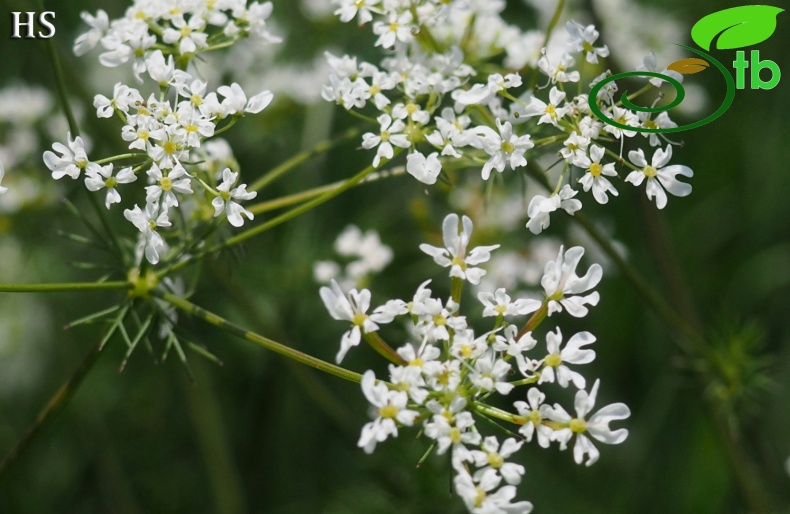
0, 281, 131, 293
95, 154, 144, 165
38, 0, 80, 137
249, 127, 361, 192
0, 307, 126, 481
516, 302, 548, 340
472, 402, 520, 425
153, 291, 363, 384
248, 165, 405, 215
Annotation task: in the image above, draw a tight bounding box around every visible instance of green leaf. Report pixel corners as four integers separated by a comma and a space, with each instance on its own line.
691, 5, 784, 51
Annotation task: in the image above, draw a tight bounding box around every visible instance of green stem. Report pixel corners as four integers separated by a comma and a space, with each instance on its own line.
153, 291, 363, 384
248, 165, 405, 215
472, 402, 520, 425
363, 332, 407, 366
516, 302, 548, 340
0, 281, 131, 293
0, 309, 126, 481
95, 153, 144, 165
249, 127, 361, 192
38, 0, 80, 137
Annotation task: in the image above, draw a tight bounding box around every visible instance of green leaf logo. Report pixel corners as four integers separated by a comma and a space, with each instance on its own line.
691, 5, 784, 51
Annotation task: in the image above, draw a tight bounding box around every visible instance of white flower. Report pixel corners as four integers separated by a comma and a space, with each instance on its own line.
415, 297, 467, 342
357, 370, 419, 454
217, 83, 274, 116
372, 11, 413, 48
145, 163, 193, 209
513, 388, 554, 448
538, 328, 596, 389
124, 203, 171, 265
406, 151, 442, 185
43, 133, 99, 180
560, 132, 590, 163
451, 73, 522, 106
472, 118, 534, 180
84, 164, 137, 209
162, 14, 208, 55
638, 111, 677, 147
478, 289, 541, 318
522, 86, 569, 126
319, 279, 404, 363
212, 168, 257, 227
547, 379, 630, 466
492, 325, 539, 377
541, 246, 602, 317
470, 354, 514, 395
454, 468, 533, 514
526, 185, 582, 235
602, 106, 639, 139
626, 145, 693, 209
468, 436, 525, 485
419, 213, 499, 285
362, 114, 410, 168
424, 398, 480, 454
538, 52, 580, 83
566, 21, 609, 64
576, 144, 619, 204
73, 9, 108, 56
334, 0, 380, 25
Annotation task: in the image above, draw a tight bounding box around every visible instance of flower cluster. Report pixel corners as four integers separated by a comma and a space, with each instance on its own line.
320, 213, 630, 513
74, 0, 280, 79
42, 3, 278, 265
325, 0, 695, 236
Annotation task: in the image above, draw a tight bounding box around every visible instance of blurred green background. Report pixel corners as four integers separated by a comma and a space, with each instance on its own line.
1, 0, 789, 512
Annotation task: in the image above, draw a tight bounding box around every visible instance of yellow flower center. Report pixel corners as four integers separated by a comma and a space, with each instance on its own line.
570, 418, 587, 434
546, 104, 557, 117
644, 165, 658, 178
379, 405, 398, 419
500, 141, 515, 154
545, 353, 562, 368
590, 162, 602, 177
163, 141, 177, 155
104, 177, 118, 189
160, 177, 173, 191
487, 452, 504, 469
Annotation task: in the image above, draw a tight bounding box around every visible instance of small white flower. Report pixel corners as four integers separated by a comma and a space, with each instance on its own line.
73, 9, 108, 56
362, 114, 410, 168
526, 185, 582, 235
84, 164, 137, 209
212, 168, 257, 227
217, 83, 274, 116
319, 279, 403, 363
454, 468, 533, 514
406, 151, 442, 185
468, 436, 525, 485
566, 21, 610, 64
470, 354, 514, 395
522, 86, 569, 126
357, 370, 419, 454
626, 145, 693, 209
547, 379, 630, 466
513, 388, 554, 448
424, 398, 480, 454
541, 245, 602, 318
478, 289, 541, 318
538, 52, 580, 83
145, 163, 193, 209
472, 118, 534, 180
124, 203, 171, 265
576, 144, 619, 204
419, 213, 499, 285
602, 106, 639, 139
372, 11, 413, 48
334, 0, 380, 25
43, 133, 99, 180
538, 327, 596, 389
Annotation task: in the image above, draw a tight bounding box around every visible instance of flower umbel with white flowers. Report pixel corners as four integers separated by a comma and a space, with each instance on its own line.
321, 214, 629, 513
